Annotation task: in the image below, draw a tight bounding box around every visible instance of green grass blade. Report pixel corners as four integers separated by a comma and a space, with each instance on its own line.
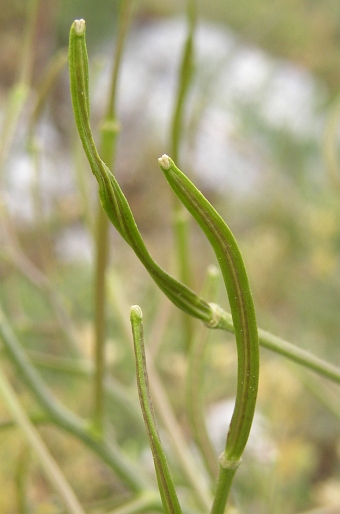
0, 363, 86, 514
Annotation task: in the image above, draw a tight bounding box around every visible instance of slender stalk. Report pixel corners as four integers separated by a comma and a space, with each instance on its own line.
210, 467, 238, 514
170, 0, 197, 163
92, 0, 134, 436
130, 306, 183, 514
29, 50, 68, 131
0, 364, 87, 514
186, 265, 220, 480
170, 0, 197, 350
257, 326, 340, 383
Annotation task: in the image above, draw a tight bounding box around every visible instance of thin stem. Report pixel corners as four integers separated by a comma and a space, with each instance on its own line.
210, 466, 238, 514
170, 0, 197, 350
258, 326, 340, 384
26, 52, 68, 272
0, 363, 87, 514
170, 0, 197, 164
186, 266, 220, 480
92, 0, 134, 436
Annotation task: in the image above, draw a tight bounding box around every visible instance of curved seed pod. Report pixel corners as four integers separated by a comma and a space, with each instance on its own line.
158, 154, 259, 465
68, 20, 212, 323
130, 306, 183, 514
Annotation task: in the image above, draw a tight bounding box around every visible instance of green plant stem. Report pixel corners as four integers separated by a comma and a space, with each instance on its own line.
26, 52, 68, 272
254, 322, 340, 384
0, 363, 87, 514
186, 265, 220, 481
200, 307, 340, 385
170, 0, 196, 163
293, 368, 340, 420
170, 0, 197, 350
92, 0, 134, 436
0, 306, 149, 493
210, 466, 238, 514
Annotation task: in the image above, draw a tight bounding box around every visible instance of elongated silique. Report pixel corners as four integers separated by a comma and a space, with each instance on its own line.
69, 20, 213, 323
158, 154, 259, 512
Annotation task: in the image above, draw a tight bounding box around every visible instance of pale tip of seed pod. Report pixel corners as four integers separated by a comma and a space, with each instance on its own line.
158, 154, 171, 170
130, 305, 143, 322
74, 19, 86, 36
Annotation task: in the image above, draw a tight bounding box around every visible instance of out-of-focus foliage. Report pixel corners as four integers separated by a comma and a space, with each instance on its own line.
0, 0, 339, 513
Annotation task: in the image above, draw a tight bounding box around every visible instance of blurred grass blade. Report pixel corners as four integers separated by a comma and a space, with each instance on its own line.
170, 0, 197, 350
186, 265, 221, 480
130, 306, 183, 514
0, 306, 147, 492
92, 0, 134, 438
158, 154, 259, 511
0, 363, 86, 514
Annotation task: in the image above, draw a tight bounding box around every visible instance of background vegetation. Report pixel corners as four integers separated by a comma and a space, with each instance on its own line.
0, 0, 339, 513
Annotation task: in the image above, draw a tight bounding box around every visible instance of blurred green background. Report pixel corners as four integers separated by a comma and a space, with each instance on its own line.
0, 0, 340, 513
